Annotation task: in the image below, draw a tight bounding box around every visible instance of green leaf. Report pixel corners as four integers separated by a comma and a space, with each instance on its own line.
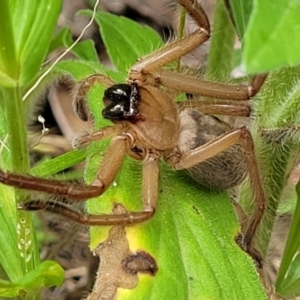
82, 10, 163, 72
30, 149, 86, 178
206, 0, 235, 79
0, 185, 20, 282
0, 0, 62, 86
277, 253, 300, 298
55, 60, 98, 80
84, 83, 266, 299
55, 60, 113, 81
0, 103, 23, 282
228, 0, 253, 39
83, 80, 266, 299
243, 0, 300, 73
0, 70, 17, 87
239, 67, 300, 259
13, 0, 62, 85
276, 181, 300, 297
0, 260, 64, 297
49, 28, 100, 63
48, 27, 73, 53
72, 40, 99, 62
255, 67, 300, 128
0, 1, 18, 85
0, 0, 63, 285
86, 156, 267, 299
83, 82, 266, 300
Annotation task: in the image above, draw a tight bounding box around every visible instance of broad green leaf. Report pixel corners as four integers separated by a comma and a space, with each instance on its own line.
83, 82, 266, 300
0, 0, 62, 86
84, 86, 266, 299
12, 0, 62, 85
83, 83, 266, 299
82, 10, 163, 72
0, 260, 64, 297
0, 0, 62, 286
0, 70, 17, 87
86, 155, 267, 299
243, 0, 300, 73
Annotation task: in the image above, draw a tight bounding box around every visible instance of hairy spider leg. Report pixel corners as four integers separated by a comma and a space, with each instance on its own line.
166, 126, 265, 265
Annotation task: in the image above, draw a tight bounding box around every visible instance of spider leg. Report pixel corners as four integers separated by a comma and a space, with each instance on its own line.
20, 152, 159, 226
167, 127, 266, 263
19, 200, 153, 225
73, 74, 116, 121
128, 0, 267, 101
160, 72, 267, 100
129, 0, 210, 82
178, 100, 251, 117
73, 123, 125, 148
0, 170, 102, 199
0, 133, 130, 200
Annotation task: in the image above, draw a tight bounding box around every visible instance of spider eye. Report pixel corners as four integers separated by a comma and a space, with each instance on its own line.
102, 84, 140, 121
102, 84, 131, 120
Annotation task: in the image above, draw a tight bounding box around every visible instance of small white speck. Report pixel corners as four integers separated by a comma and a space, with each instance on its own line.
25, 253, 32, 263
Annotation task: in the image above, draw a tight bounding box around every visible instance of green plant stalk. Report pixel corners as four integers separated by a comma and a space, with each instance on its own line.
206, 0, 235, 79
276, 182, 300, 291
3, 86, 39, 279
241, 137, 296, 255
205, 0, 298, 259
175, 6, 187, 71
178, 7, 186, 41
240, 67, 300, 255
228, 0, 253, 39
0, 1, 18, 83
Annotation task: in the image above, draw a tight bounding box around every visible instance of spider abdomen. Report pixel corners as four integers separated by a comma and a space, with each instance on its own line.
178, 109, 247, 190
188, 146, 247, 190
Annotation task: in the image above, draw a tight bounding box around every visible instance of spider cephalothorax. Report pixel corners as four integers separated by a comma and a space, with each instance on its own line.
102, 83, 140, 121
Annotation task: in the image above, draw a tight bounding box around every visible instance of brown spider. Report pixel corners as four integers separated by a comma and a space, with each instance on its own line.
0, 0, 267, 264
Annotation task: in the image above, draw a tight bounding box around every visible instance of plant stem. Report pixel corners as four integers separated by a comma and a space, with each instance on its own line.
175, 6, 187, 71
240, 67, 300, 255
206, 0, 235, 80
3, 86, 39, 276
5, 87, 29, 173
